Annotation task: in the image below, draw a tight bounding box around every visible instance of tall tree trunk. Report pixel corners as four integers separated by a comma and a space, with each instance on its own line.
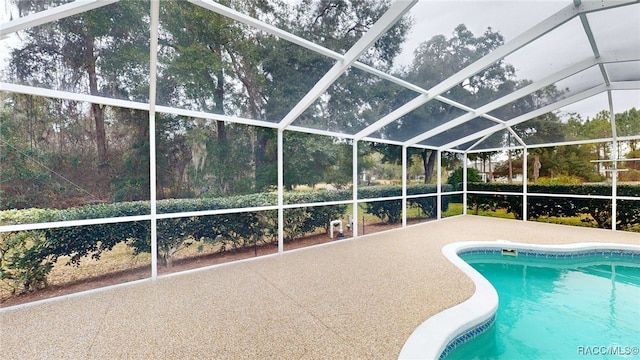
214, 47, 226, 142
254, 128, 276, 192
27, 95, 35, 149
85, 34, 108, 166
422, 150, 437, 184
533, 153, 541, 182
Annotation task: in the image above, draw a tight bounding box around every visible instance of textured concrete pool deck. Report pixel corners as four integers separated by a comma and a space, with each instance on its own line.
1, 216, 639, 359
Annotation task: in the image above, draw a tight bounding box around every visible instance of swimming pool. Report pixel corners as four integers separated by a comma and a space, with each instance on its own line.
448, 250, 640, 359
398, 242, 640, 360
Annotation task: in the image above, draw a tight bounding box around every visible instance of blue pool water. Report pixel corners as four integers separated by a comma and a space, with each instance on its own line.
446, 252, 640, 359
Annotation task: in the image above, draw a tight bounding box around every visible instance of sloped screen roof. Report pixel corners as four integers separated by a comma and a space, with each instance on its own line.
1, 0, 639, 152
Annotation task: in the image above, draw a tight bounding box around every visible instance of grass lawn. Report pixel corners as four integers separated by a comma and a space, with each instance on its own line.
443, 203, 464, 217
345, 203, 379, 222
443, 203, 517, 219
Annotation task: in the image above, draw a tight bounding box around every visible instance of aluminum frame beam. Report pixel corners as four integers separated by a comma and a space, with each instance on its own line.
440, 80, 640, 150
1, 82, 149, 110
404, 51, 638, 147
0, 0, 119, 39
0, 0, 637, 174
466, 136, 636, 153
355, 0, 639, 142
1, 82, 279, 130
187, 0, 493, 138
276, 0, 417, 130
149, 0, 160, 279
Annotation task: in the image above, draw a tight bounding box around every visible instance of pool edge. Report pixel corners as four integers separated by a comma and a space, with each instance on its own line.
397, 241, 640, 360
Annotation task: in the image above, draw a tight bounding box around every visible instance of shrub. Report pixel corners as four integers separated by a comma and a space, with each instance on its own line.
467, 183, 640, 230
0, 231, 52, 294
364, 199, 403, 224
360, 184, 452, 223
0, 183, 452, 292
447, 168, 482, 189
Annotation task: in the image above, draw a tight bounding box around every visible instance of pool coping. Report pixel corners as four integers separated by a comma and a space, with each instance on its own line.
397, 240, 640, 360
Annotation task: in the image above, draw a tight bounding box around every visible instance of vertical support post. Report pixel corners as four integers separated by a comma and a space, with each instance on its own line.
277, 129, 284, 252
150, 113, 158, 279
608, 92, 618, 231
352, 140, 359, 238
149, 0, 160, 279
523, 147, 528, 222
402, 145, 407, 227
437, 150, 442, 220
611, 139, 618, 231
463, 154, 468, 215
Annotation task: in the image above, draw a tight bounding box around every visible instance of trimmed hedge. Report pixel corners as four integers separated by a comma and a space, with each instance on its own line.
4, 183, 636, 293
0, 184, 453, 293
360, 184, 452, 223
467, 183, 640, 230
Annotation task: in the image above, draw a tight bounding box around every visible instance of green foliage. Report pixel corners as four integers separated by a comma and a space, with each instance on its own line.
0, 183, 456, 291
446, 167, 482, 203
0, 208, 59, 225
112, 113, 150, 202
359, 184, 452, 223
364, 199, 403, 224
467, 183, 640, 230
624, 149, 640, 170
447, 167, 482, 188
5, 182, 637, 294
186, 212, 271, 254
616, 109, 640, 149
0, 231, 52, 294
513, 113, 567, 145
0, 140, 66, 210
0, 190, 348, 277
283, 133, 343, 190
282, 207, 314, 241
493, 145, 602, 183
254, 0, 410, 191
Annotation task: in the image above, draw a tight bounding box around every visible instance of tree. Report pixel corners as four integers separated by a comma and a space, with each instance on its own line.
615, 108, 640, 151
625, 149, 640, 170
513, 113, 566, 145
110, 108, 150, 201
493, 145, 601, 183
283, 132, 342, 190
10, 0, 149, 164
156, 0, 274, 196
7, 0, 150, 204
0, 92, 121, 208
510, 112, 567, 183
447, 167, 482, 187
565, 111, 612, 176
0, 95, 60, 209
374, 24, 519, 183
254, 0, 410, 191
